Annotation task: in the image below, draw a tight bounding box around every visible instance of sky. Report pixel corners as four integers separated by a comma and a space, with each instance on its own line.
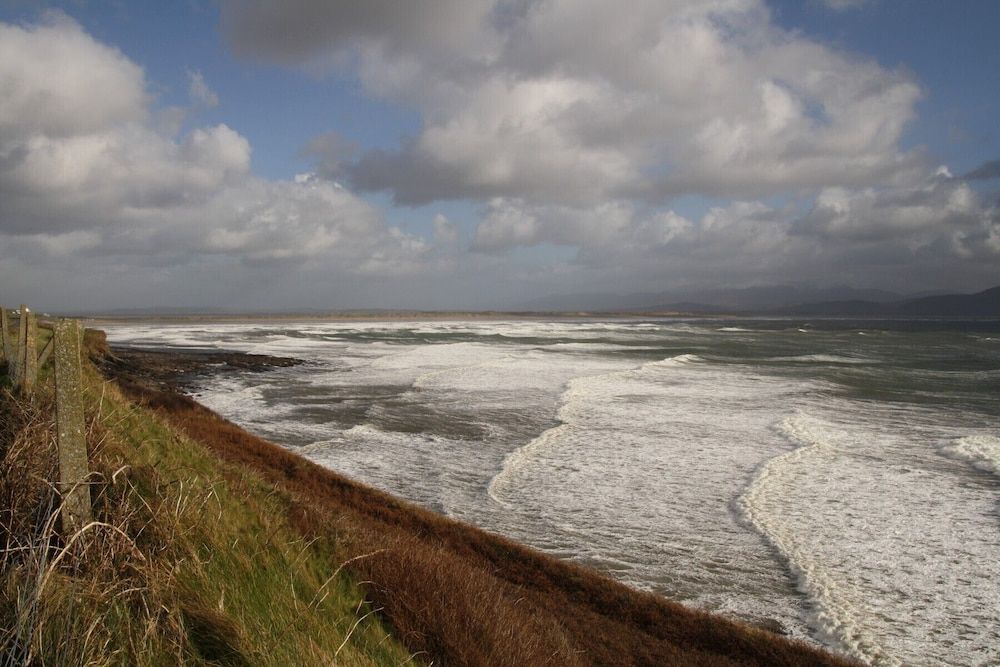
1, 0, 999, 312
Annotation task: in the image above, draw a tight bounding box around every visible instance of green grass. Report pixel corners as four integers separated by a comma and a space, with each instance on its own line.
1, 344, 417, 665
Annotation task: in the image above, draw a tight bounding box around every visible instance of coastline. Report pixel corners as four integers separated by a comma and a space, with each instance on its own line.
100, 345, 303, 393
82, 310, 720, 326
100, 340, 857, 666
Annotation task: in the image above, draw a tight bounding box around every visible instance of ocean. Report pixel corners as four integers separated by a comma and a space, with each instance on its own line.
104, 318, 1000, 666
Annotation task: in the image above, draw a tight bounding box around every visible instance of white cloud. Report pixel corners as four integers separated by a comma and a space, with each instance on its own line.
3, 6, 996, 311
0, 15, 447, 309
229, 0, 924, 205
220, 0, 1000, 296
795, 175, 999, 258
467, 180, 999, 292
473, 199, 539, 251
0, 12, 146, 138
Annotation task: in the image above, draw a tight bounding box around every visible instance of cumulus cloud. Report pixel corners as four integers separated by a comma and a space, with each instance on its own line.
794, 174, 999, 262
4, 6, 997, 310
467, 176, 999, 291
300, 131, 359, 180
218, 0, 1000, 296
0, 12, 146, 138
227, 0, 924, 206
0, 14, 445, 309
963, 159, 1000, 181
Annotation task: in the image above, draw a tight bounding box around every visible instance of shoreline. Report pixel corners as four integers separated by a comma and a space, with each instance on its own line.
102, 342, 855, 661
101, 345, 303, 393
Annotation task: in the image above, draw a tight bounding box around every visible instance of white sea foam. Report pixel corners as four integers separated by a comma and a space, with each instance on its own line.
940, 435, 1000, 477
302, 423, 512, 521
545, 342, 658, 352
644, 352, 703, 367
740, 412, 1000, 666
739, 415, 888, 664
372, 342, 505, 378
488, 354, 819, 638
488, 354, 702, 502
771, 354, 871, 364
106, 319, 1000, 665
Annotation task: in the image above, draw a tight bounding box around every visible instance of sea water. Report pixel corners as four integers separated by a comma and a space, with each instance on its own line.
105, 319, 1000, 666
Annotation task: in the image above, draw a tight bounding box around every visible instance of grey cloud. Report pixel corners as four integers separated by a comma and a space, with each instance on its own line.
467, 184, 999, 293
793, 177, 991, 244
349, 126, 629, 207
221, 0, 494, 64
350, 146, 486, 206
1, 122, 252, 234
301, 131, 360, 180
963, 160, 1000, 181
472, 198, 640, 253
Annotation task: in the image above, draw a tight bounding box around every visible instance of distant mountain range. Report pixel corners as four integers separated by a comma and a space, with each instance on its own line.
517, 285, 1000, 317
771, 286, 1000, 317
519, 286, 907, 312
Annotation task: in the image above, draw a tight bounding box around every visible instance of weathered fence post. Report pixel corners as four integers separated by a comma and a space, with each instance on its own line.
0, 306, 9, 364
11, 305, 28, 387
54, 319, 92, 532
8, 309, 19, 383
19, 307, 38, 396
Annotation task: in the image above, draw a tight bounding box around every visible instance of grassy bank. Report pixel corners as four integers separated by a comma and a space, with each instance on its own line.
2, 331, 857, 665
1, 335, 414, 665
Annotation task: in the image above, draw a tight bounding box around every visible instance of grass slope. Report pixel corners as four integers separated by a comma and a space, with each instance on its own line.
1, 337, 416, 665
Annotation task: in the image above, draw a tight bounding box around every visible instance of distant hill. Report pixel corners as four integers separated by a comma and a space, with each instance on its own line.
517, 285, 1000, 317
517, 285, 904, 312
776, 286, 1000, 317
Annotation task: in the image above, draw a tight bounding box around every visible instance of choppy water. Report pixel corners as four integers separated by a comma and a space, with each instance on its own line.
105, 318, 1000, 666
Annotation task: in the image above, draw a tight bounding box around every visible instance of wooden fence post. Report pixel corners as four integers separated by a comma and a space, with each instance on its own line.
20, 308, 38, 396
12, 305, 28, 387
54, 319, 92, 532
0, 306, 9, 364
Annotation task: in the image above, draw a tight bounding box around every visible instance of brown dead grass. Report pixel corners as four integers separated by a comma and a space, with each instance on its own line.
117, 378, 858, 667
0, 384, 195, 665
